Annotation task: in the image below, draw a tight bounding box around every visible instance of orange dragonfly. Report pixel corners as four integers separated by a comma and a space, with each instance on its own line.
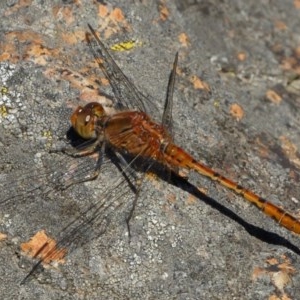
69, 24, 300, 235
7, 24, 299, 283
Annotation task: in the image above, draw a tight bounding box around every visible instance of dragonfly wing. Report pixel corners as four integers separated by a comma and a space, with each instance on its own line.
162, 52, 178, 138
87, 24, 157, 114
21, 169, 136, 284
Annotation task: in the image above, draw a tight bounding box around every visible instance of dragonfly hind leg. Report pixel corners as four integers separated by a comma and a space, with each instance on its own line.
125, 176, 144, 241
62, 156, 103, 189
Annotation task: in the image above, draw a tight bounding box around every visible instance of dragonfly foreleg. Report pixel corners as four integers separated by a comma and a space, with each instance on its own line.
60, 140, 100, 157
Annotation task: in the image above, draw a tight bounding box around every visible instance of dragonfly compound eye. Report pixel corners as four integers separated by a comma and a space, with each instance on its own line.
70, 102, 105, 139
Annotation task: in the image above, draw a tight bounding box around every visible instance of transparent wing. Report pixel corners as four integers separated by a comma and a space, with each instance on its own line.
162, 52, 178, 138
0, 149, 139, 283
20, 167, 136, 284
87, 24, 158, 115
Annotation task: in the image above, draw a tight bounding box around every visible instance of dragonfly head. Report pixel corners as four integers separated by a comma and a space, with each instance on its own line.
71, 102, 105, 139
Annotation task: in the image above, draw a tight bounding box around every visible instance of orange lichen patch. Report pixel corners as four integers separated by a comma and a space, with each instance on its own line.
175, 167, 189, 178
229, 103, 244, 121
295, 45, 300, 57
0, 49, 12, 62
98, 4, 109, 18
197, 187, 208, 196
237, 51, 247, 61
0, 30, 61, 65
185, 194, 197, 205
3, 0, 32, 16
21, 230, 66, 265
294, 0, 300, 9
178, 33, 190, 48
145, 172, 159, 182
189, 75, 211, 92
10, 30, 41, 44
45, 63, 111, 104
100, 77, 109, 86
266, 257, 280, 265
166, 193, 176, 204
111, 7, 126, 23
252, 255, 296, 296
43, 68, 60, 80
279, 136, 300, 168
265, 89, 282, 104
156, 0, 170, 22
289, 169, 298, 182
60, 30, 85, 45
279, 45, 300, 74
0, 30, 43, 63
79, 88, 111, 105
57, 68, 108, 91
52, 5, 75, 25
96, 6, 131, 39
281, 56, 298, 72
252, 266, 266, 280
274, 20, 287, 31
79, 88, 101, 102
25, 43, 61, 66
62, 69, 94, 88
0, 233, 7, 241
269, 295, 292, 300
145, 172, 162, 190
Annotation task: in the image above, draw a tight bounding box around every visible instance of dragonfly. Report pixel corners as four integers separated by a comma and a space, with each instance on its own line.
2, 24, 299, 284
69, 24, 300, 235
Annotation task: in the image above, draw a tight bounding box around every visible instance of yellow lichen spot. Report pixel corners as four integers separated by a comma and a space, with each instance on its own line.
1, 86, 9, 95
213, 100, 220, 108
42, 130, 53, 148
111, 40, 142, 52
42, 130, 52, 138
0, 105, 8, 118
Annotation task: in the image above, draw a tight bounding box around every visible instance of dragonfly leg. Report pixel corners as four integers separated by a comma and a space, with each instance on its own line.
126, 175, 144, 241
50, 131, 105, 158
59, 140, 100, 157
109, 151, 144, 241
61, 167, 102, 189
59, 143, 106, 189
